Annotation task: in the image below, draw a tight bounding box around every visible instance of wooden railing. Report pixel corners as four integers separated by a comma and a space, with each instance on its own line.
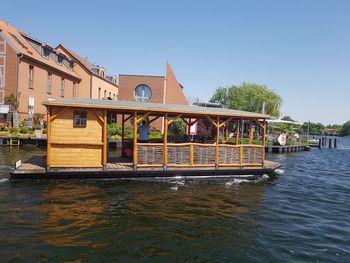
137, 143, 263, 168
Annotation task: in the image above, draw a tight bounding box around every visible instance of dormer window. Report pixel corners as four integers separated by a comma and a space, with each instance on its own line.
57, 56, 63, 65
43, 48, 50, 59
99, 69, 105, 78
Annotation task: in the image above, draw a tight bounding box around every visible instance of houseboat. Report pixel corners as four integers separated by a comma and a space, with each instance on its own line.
11, 98, 281, 180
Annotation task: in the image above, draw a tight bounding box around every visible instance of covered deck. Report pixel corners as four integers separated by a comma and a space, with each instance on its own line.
12, 98, 281, 179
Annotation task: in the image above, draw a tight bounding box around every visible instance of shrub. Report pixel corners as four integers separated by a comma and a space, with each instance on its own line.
20, 127, 29, 134
10, 127, 19, 133
33, 125, 42, 130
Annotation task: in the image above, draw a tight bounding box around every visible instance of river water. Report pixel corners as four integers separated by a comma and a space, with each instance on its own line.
0, 138, 349, 262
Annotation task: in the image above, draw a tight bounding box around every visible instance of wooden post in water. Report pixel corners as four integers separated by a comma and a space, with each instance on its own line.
329, 138, 332, 148
334, 138, 337, 148
318, 138, 321, 148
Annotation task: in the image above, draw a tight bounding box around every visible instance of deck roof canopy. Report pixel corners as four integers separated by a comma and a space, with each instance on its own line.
43, 98, 271, 119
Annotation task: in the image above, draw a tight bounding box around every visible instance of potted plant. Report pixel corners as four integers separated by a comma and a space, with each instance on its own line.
33, 125, 43, 138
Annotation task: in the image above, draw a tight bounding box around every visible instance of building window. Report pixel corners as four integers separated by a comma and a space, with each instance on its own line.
98, 88, 101, 100
29, 65, 34, 89
73, 82, 76, 98
57, 56, 63, 65
47, 73, 52, 94
73, 110, 87, 128
113, 94, 116, 100
109, 92, 111, 99
134, 84, 152, 102
43, 48, 50, 59
104, 90, 106, 99
61, 78, 65, 97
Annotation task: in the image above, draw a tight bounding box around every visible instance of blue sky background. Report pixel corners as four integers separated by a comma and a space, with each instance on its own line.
2, 0, 350, 124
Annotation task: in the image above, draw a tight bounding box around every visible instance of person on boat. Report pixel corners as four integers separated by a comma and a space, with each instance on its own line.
138, 120, 150, 143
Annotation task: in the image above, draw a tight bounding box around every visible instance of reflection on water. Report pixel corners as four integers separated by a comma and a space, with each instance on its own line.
0, 137, 349, 262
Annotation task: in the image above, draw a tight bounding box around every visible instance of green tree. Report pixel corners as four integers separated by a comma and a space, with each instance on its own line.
301, 122, 325, 135
210, 82, 282, 117
281, 116, 295, 122
340, 121, 350, 136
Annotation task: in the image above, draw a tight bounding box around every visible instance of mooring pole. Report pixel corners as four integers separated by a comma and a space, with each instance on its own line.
334, 138, 337, 148
329, 138, 332, 148
318, 138, 321, 148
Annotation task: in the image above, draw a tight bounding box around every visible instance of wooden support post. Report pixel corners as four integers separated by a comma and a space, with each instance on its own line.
103, 109, 107, 167
189, 143, 194, 166
329, 138, 332, 148
225, 123, 229, 142
262, 120, 266, 165
163, 113, 168, 170
334, 138, 337, 148
215, 116, 220, 169
236, 120, 240, 145
133, 112, 138, 170
240, 145, 243, 165
249, 120, 253, 144
47, 107, 51, 170
121, 114, 125, 157
318, 138, 321, 148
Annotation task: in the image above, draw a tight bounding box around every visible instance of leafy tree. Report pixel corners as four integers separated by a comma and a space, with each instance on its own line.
301, 122, 325, 135
4, 92, 21, 111
340, 121, 350, 136
281, 116, 295, 122
210, 82, 282, 117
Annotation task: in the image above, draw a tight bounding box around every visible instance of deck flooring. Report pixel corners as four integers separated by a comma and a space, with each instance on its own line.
14, 155, 280, 174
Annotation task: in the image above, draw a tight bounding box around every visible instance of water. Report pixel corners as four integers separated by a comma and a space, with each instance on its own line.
0, 139, 350, 262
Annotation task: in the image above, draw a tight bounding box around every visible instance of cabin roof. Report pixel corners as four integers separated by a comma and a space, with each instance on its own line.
43, 98, 271, 119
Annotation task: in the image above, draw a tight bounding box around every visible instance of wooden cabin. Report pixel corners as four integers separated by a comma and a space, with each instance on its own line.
12, 98, 281, 179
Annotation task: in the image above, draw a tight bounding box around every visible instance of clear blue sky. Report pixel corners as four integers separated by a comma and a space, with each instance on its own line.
2, 0, 350, 125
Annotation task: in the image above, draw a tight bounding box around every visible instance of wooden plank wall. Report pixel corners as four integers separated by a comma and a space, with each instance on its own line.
49, 107, 104, 168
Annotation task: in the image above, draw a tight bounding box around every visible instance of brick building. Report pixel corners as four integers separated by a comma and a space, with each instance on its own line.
118, 63, 188, 131
0, 20, 118, 124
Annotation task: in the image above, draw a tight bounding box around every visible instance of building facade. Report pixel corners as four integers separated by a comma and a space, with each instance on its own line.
56, 44, 118, 101
0, 20, 118, 125
118, 63, 188, 131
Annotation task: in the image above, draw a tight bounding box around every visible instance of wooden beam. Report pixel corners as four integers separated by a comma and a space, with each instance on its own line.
123, 114, 133, 123
47, 107, 51, 170
103, 109, 107, 166
218, 117, 235, 128
206, 115, 218, 128
215, 116, 220, 168
91, 109, 104, 125
168, 114, 183, 125
136, 112, 151, 124
148, 116, 160, 124
163, 114, 168, 170
189, 119, 198, 126
133, 112, 138, 170
50, 106, 69, 122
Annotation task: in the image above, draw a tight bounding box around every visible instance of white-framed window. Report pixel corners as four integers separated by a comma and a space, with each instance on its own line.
134, 84, 152, 102
47, 73, 52, 94
61, 78, 65, 97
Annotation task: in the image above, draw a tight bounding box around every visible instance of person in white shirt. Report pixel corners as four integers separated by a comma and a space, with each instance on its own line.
138, 120, 150, 143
